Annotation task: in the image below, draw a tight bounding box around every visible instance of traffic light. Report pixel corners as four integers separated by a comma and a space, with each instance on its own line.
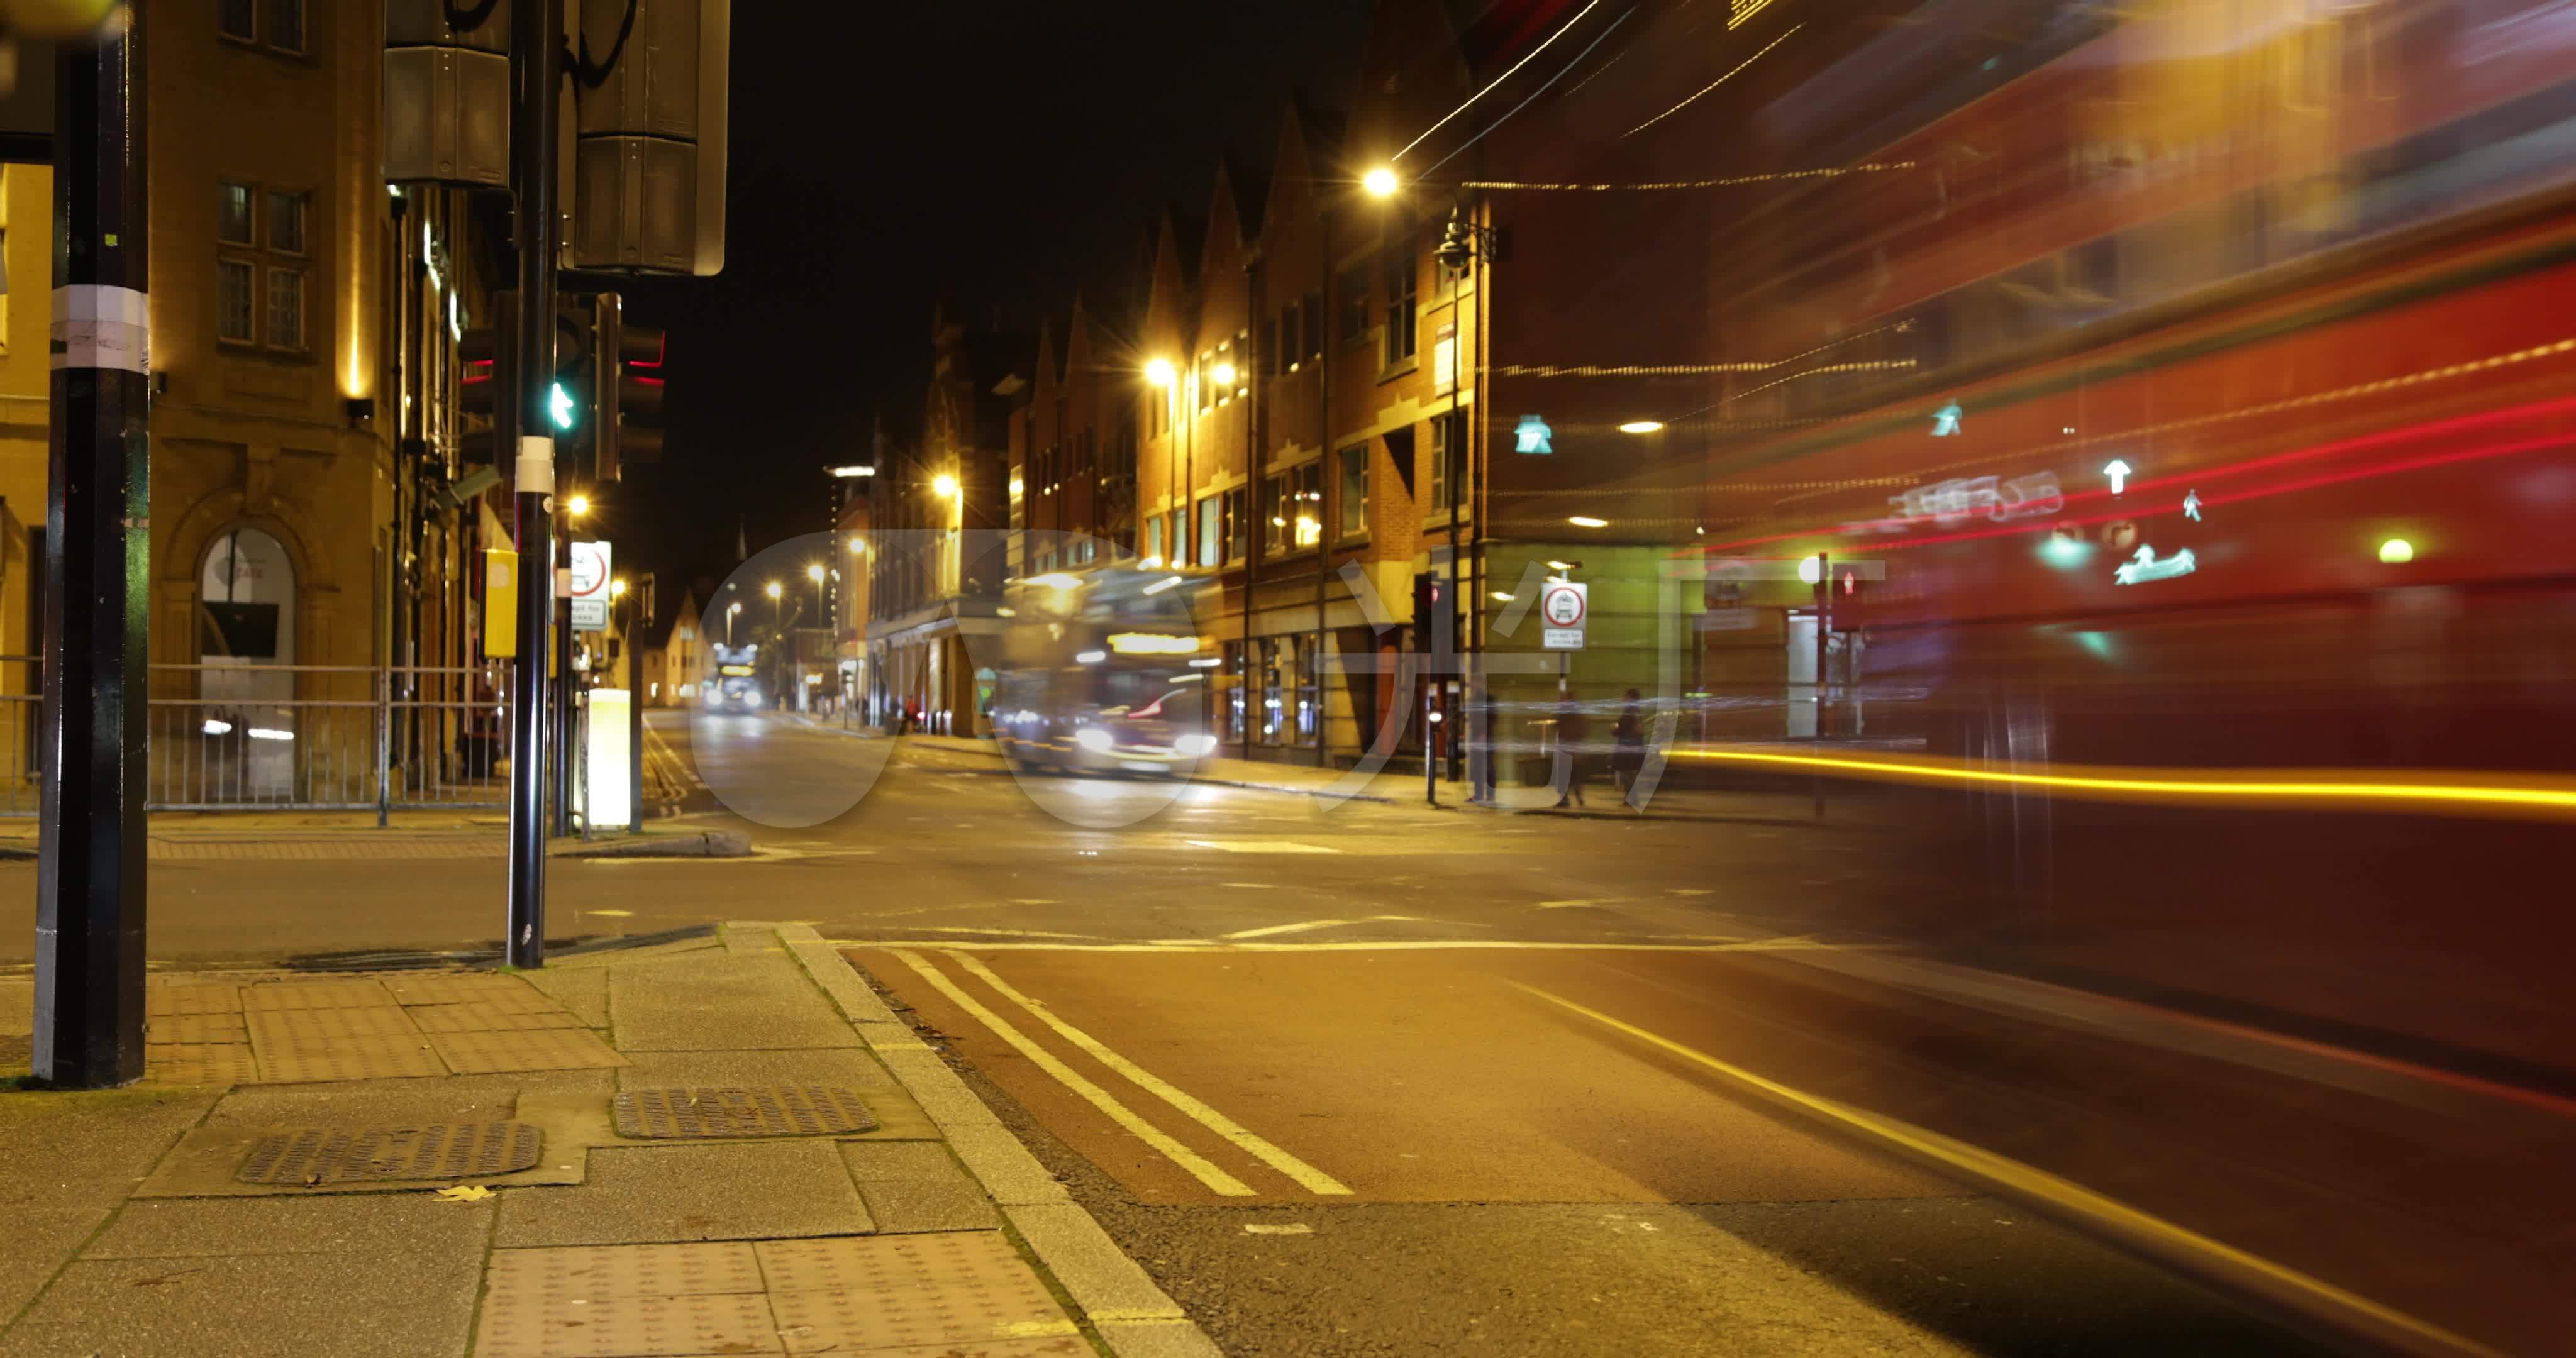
548, 303, 596, 449
597, 294, 665, 476
1413, 571, 1452, 661
457, 292, 518, 465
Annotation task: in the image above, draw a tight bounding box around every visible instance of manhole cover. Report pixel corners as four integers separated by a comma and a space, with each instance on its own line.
612, 1086, 877, 1139
238, 1121, 541, 1184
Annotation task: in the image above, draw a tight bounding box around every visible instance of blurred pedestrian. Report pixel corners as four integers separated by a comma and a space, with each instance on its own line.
1611, 688, 1646, 805
1553, 692, 1589, 808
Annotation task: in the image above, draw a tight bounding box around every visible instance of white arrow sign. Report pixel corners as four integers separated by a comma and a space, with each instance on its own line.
2104, 459, 2132, 495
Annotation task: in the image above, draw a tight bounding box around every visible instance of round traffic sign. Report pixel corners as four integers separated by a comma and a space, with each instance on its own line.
1541, 584, 1585, 627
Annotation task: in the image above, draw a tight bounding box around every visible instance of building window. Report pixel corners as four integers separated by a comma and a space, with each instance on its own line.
266, 0, 306, 54
1197, 353, 1216, 414
1263, 316, 1280, 377
218, 260, 257, 343
220, 0, 255, 41
1338, 444, 1368, 538
1337, 263, 1370, 343
1297, 638, 1321, 747
1167, 510, 1184, 568
1221, 642, 1247, 742
1303, 292, 1324, 361
1267, 462, 1321, 553
1197, 495, 1222, 568
1258, 636, 1298, 744
1225, 485, 1248, 563
265, 266, 305, 351
1383, 231, 1419, 366
1145, 515, 1163, 565
267, 190, 306, 255
1429, 410, 1467, 516
219, 182, 255, 244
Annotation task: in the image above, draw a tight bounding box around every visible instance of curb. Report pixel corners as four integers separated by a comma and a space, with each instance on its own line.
909, 737, 1399, 807
774, 923, 1221, 1358
555, 829, 753, 859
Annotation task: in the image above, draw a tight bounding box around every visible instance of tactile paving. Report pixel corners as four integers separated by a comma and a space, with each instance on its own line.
473, 1288, 781, 1358
253, 1031, 446, 1083
387, 974, 558, 1009
148, 1012, 247, 1044
146, 983, 242, 1017
236, 1121, 541, 1184
483, 1242, 765, 1306
144, 1043, 259, 1086
753, 1232, 1035, 1298
612, 1087, 877, 1140
763, 1242, 1072, 1352
241, 980, 398, 1011
406, 1001, 587, 1034
427, 1026, 625, 1074
247, 1005, 421, 1046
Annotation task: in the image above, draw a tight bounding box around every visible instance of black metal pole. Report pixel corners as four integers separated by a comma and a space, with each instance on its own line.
36, 11, 150, 1090
629, 579, 645, 830
506, 0, 563, 968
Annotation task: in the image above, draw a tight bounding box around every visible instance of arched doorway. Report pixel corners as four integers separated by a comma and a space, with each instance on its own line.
197, 527, 297, 799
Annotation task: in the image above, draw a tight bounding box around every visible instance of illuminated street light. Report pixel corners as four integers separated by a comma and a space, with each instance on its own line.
1490, 591, 1515, 602
932, 473, 960, 499
806, 563, 825, 583
1617, 421, 1665, 434
1363, 167, 1399, 197
1212, 360, 1238, 387
566, 494, 591, 517
1567, 516, 1608, 528
1145, 358, 1177, 387
764, 581, 782, 600
827, 465, 876, 478
847, 536, 866, 555
2379, 538, 2415, 564
610, 577, 628, 599
1545, 560, 1578, 571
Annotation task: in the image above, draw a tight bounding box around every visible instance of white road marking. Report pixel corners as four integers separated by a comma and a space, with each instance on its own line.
1536, 899, 1621, 910
1219, 917, 1423, 940
838, 937, 1882, 955
1184, 839, 1341, 854
908, 926, 1099, 940
586, 909, 634, 918
1670, 888, 1714, 897
945, 952, 1352, 1197
1218, 882, 1277, 890
1243, 1223, 1314, 1235
887, 950, 1256, 1197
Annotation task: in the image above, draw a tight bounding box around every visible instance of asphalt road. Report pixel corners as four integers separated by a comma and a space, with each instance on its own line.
4, 710, 2546, 1354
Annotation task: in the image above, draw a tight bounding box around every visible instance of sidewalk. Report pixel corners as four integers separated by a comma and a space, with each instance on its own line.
0, 923, 1215, 1357
0, 812, 747, 862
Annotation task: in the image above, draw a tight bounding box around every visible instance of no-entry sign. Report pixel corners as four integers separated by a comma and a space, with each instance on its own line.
1540, 581, 1587, 651
569, 540, 613, 632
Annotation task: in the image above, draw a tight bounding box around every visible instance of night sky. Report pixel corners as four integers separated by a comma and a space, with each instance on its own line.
614, 3, 1379, 601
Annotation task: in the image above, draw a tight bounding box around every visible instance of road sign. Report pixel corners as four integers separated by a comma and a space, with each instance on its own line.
569, 539, 613, 631
1540, 580, 1587, 651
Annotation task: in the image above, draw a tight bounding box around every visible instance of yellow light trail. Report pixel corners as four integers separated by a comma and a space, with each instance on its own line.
1663, 744, 2576, 820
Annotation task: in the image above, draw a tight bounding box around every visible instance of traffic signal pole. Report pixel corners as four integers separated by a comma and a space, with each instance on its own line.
506, 0, 564, 968
36, 11, 150, 1088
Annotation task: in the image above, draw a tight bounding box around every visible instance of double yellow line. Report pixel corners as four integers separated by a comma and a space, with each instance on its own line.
889, 949, 1351, 1198
1665, 744, 2576, 820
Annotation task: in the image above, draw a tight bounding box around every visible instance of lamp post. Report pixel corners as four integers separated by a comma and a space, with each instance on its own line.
726, 600, 741, 646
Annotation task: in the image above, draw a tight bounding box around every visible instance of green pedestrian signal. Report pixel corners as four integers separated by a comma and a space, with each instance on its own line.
547, 379, 578, 433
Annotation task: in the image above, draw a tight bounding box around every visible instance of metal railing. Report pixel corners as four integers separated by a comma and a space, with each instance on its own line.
0, 656, 36, 817
123, 661, 516, 820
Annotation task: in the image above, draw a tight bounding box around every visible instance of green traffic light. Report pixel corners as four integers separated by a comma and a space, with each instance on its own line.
548, 380, 577, 431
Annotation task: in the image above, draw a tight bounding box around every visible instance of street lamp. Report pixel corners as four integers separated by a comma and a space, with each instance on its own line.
1144, 357, 1175, 387
566, 494, 591, 517
726, 600, 741, 644
931, 473, 960, 499
1363, 166, 1399, 197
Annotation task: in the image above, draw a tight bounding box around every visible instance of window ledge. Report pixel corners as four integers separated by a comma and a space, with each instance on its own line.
1375, 357, 1418, 385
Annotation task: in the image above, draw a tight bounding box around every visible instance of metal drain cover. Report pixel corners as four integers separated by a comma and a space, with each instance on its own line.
612, 1086, 878, 1139
238, 1121, 541, 1185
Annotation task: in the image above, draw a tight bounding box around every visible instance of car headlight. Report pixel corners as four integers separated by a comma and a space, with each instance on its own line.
1175, 733, 1218, 756
1074, 727, 1114, 753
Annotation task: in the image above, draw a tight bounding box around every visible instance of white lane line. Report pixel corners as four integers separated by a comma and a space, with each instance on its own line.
1219, 917, 1423, 941
1508, 980, 2504, 1358
1536, 899, 1622, 910
1218, 882, 1277, 890
945, 952, 1353, 1198
907, 926, 1100, 940
1243, 1223, 1314, 1235
887, 950, 1257, 1197
1184, 839, 1341, 854
836, 938, 1885, 955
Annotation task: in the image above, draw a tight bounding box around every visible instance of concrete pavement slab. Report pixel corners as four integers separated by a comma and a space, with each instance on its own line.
493, 1140, 874, 1247
516, 966, 610, 1025
84, 1193, 497, 1259
0, 980, 30, 1037
0, 1208, 112, 1329
613, 1047, 897, 1094
201, 1071, 614, 1127
609, 956, 862, 1051
0, 1247, 483, 1358
841, 1142, 1002, 1234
